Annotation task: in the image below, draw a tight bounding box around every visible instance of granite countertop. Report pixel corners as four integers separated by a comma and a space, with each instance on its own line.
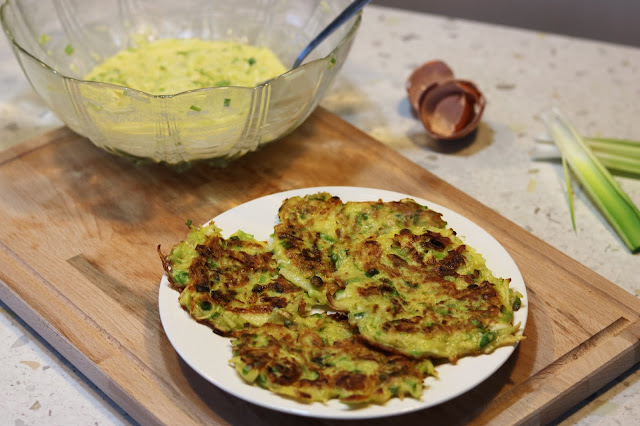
1, 4, 639, 425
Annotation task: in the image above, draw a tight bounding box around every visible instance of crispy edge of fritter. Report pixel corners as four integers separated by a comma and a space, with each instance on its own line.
158, 244, 183, 292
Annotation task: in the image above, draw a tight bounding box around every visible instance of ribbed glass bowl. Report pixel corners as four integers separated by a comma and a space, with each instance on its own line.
1, 0, 360, 164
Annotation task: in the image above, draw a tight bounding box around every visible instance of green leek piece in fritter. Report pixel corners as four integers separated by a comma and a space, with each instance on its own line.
160, 222, 316, 335
230, 313, 435, 405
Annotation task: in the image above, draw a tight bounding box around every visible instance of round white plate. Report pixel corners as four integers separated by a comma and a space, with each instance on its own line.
158, 186, 528, 419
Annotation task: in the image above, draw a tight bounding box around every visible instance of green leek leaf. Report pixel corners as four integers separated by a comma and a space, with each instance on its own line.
562, 156, 577, 232
534, 136, 640, 177
541, 108, 640, 253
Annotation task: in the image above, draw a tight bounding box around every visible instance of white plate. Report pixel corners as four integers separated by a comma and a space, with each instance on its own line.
158, 186, 528, 419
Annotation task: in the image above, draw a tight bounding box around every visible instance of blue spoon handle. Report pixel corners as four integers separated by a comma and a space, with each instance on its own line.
292, 0, 372, 69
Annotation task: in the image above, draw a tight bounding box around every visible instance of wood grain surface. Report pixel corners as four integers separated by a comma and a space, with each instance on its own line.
1, 107, 639, 425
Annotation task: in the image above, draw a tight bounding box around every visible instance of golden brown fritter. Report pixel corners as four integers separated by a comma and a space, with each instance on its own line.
230, 313, 435, 404
160, 223, 314, 335
272, 193, 523, 361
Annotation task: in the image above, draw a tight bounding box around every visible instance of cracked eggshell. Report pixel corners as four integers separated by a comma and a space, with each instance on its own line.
418, 79, 486, 140
406, 60, 455, 114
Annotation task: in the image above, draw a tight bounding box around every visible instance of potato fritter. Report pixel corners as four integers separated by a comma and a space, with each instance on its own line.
273, 193, 446, 305
160, 223, 314, 335
230, 313, 435, 404
272, 193, 523, 361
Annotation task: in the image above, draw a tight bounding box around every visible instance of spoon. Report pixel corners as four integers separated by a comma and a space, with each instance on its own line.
292, 0, 372, 69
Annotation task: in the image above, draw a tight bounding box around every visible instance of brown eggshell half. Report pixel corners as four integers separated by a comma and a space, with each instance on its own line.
418, 79, 485, 140
406, 60, 455, 114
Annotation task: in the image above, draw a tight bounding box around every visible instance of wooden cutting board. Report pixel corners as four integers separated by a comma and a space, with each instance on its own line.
0, 107, 639, 425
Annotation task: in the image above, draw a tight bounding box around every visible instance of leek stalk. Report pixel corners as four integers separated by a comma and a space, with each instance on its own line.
534, 136, 640, 177
541, 108, 640, 253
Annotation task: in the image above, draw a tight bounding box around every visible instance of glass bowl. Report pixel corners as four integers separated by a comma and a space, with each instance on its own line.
1, 0, 361, 164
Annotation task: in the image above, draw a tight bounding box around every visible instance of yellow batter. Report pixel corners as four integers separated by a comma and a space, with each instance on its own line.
84, 39, 287, 94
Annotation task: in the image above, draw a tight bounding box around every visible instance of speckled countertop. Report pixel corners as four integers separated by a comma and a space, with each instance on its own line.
1, 4, 639, 425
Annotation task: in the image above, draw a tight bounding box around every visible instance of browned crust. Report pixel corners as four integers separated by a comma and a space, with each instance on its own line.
231, 317, 431, 403
161, 228, 308, 336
